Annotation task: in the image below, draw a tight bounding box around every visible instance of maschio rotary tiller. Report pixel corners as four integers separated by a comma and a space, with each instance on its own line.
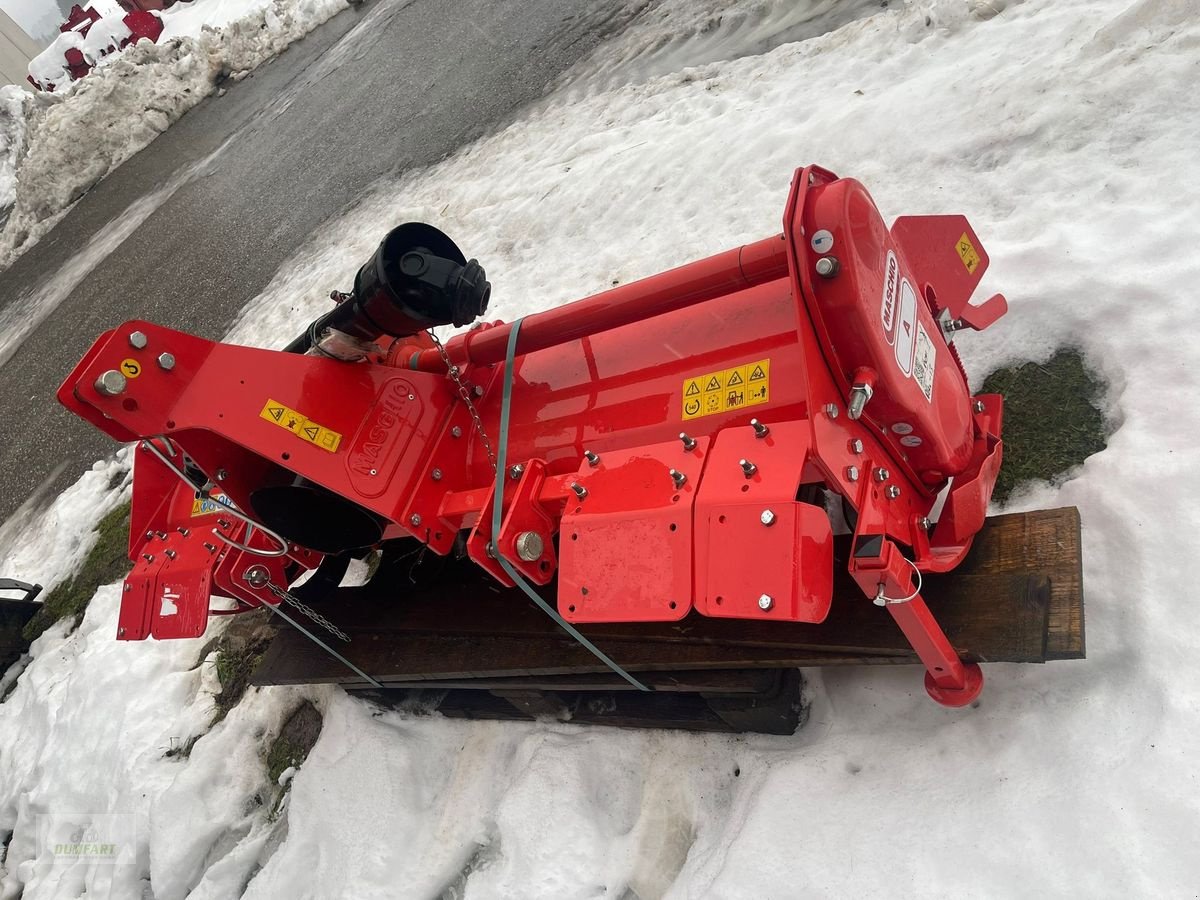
58, 164, 1082, 722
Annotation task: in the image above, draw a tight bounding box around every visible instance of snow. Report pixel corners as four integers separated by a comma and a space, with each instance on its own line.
5, 0, 1200, 896
0, 0, 350, 269
0, 87, 25, 211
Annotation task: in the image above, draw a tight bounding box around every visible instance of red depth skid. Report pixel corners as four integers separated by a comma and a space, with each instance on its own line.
58, 165, 1006, 707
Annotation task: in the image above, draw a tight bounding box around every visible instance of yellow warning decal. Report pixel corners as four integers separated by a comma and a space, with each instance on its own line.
259, 399, 343, 453
120, 358, 142, 378
191, 491, 231, 518
956, 232, 981, 275
682, 358, 770, 421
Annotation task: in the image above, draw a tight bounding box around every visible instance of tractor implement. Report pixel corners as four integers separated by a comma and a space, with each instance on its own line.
56, 164, 1084, 732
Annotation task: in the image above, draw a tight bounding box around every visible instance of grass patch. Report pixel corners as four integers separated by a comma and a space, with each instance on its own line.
22, 502, 133, 643
211, 610, 275, 725
265, 701, 323, 821
981, 348, 1108, 503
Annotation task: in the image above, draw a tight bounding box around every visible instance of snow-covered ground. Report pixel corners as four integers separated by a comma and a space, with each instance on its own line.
5, 0, 1200, 896
0, 0, 349, 270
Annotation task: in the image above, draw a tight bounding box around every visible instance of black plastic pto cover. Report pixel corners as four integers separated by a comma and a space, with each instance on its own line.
343, 223, 491, 340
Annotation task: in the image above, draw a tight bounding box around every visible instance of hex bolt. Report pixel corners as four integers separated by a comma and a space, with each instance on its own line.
846, 465, 860, 482
203, 542, 217, 553
974, 399, 986, 413
177, 527, 189, 536
570, 482, 588, 500
409, 514, 422, 527
850, 438, 864, 454
431, 468, 443, 481
758, 593, 774, 611
451, 426, 463, 438
679, 432, 697, 451
216, 468, 228, 482
886, 485, 901, 500
243, 565, 269, 588
584, 450, 601, 467
94, 370, 127, 396
824, 403, 839, 419
669, 468, 687, 489
760, 509, 777, 527
142, 554, 154, 563
144, 531, 153, 541
157, 352, 176, 371
739, 458, 758, 479
917, 516, 932, 531
751, 419, 770, 438
509, 463, 525, 480
473, 385, 485, 398
128, 330, 148, 349
815, 256, 840, 278
155, 531, 167, 540
165, 550, 177, 560
515, 531, 544, 562
873, 467, 890, 482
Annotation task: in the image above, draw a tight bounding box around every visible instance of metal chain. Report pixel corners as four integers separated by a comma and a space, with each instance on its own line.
426, 328, 497, 472
266, 582, 351, 642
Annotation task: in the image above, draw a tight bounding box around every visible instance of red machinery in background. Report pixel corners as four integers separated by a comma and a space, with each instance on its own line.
27, 3, 165, 91
59, 164, 1013, 708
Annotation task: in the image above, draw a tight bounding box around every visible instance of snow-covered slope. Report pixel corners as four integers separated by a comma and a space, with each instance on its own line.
0, 0, 349, 271
4, 0, 1200, 896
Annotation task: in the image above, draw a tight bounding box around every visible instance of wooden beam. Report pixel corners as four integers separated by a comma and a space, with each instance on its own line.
252, 507, 1083, 688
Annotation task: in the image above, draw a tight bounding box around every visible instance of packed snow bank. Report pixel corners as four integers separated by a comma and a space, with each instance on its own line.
0, 0, 350, 271
0, 87, 26, 211
5, 0, 1200, 896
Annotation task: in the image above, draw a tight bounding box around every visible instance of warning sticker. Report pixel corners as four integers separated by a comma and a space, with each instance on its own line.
120, 358, 142, 378
956, 232, 981, 275
913, 322, 936, 403
259, 399, 343, 452
191, 490, 234, 518
682, 358, 770, 421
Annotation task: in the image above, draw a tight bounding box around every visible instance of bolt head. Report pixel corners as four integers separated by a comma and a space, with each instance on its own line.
451, 426, 463, 438
509, 463, 525, 480
918, 516, 932, 531
515, 531, 544, 562
886, 485, 901, 500
409, 514, 422, 527
94, 369, 127, 396
758, 593, 774, 611
846, 465, 860, 482
128, 330, 148, 349
216, 468, 228, 482
874, 467, 890, 482
850, 438, 864, 454
431, 468, 443, 481
815, 256, 840, 278
760, 509, 776, 526
157, 352, 176, 371
974, 399, 985, 413
243, 565, 269, 588
824, 402, 839, 419
473, 385, 485, 398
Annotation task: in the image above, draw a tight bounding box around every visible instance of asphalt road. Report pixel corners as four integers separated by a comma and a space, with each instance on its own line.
0, 0, 635, 525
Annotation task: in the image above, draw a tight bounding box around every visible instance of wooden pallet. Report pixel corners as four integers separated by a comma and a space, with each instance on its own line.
252, 507, 1084, 732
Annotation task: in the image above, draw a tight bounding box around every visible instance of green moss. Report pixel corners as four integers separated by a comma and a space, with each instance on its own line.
211, 624, 273, 725
22, 502, 133, 643
981, 348, 1108, 503
264, 701, 323, 821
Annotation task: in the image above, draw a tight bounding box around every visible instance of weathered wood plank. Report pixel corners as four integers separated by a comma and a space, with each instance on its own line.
253, 507, 1083, 687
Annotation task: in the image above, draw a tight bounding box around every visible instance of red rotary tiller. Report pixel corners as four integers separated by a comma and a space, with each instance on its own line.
59, 164, 1010, 707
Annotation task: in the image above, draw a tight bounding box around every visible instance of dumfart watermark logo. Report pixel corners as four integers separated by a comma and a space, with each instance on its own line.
36, 813, 136, 866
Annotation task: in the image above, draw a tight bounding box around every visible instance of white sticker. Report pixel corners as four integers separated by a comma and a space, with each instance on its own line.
881, 250, 899, 344
891, 422, 913, 435
811, 229, 834, 254
900, 435, 923, 447
913, 321, 936, 403
160, 586, 180, 617
894, 279, 917, 377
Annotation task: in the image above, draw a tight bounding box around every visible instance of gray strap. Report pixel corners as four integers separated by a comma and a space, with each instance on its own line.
490, 318, 650, 692
266, 601, 385, 689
